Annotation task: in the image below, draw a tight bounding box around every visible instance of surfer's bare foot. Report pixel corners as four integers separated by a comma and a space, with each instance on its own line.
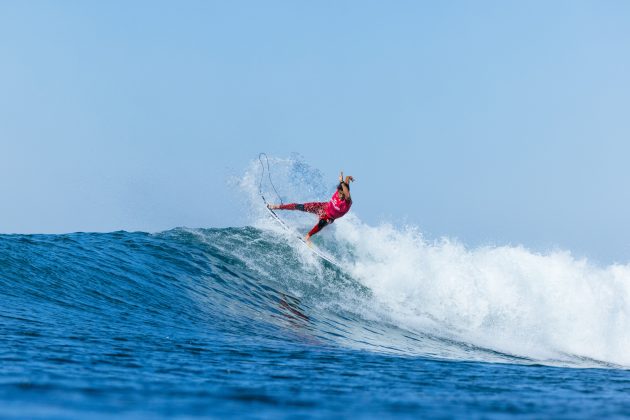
304, 234, 312, 246
267, 204, 279, 210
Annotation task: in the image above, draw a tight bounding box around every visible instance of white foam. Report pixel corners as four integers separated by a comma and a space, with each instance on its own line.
334, 216, 630, 366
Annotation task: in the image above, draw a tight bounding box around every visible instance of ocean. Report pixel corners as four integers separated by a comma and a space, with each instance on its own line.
1, 157, 629, 418
1, 224, 629, 418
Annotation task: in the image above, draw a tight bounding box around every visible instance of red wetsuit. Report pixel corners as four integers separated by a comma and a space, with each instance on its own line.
276, 191, 352, 237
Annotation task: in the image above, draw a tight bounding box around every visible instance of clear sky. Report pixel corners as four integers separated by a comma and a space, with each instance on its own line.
1, 1, 629, 263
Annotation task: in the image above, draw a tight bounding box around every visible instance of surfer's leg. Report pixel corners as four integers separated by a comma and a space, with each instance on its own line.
275, 202, 326, 215
303, 202, 328, 216
307, 218, 332, 238
274, 203, 304, 211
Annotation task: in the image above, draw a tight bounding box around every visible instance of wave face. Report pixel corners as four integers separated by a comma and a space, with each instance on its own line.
3, 225, 628, 372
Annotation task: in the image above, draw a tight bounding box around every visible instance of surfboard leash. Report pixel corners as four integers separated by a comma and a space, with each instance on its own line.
258, 153, 283, 205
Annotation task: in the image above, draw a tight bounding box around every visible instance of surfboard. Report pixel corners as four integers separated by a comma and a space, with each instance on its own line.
263, 203, 341, 267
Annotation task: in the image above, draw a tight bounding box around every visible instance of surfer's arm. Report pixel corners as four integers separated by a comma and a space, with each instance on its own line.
341, 180, 351, 199
339, 173, 354, 200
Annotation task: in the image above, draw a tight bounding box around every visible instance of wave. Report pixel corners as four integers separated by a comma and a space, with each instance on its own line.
2, 223, 629, 369
2, 156, 628, 370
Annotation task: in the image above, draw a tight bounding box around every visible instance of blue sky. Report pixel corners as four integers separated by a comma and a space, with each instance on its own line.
1, 1, 629, 263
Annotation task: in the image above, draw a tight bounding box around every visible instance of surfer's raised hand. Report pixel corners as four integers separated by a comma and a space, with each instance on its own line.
340, 172, 355, 184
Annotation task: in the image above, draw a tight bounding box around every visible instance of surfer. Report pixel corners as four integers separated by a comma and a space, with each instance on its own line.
268, 172, 354, 243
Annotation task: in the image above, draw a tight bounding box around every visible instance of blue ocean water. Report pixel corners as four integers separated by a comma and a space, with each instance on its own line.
1, 227, 629, 418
